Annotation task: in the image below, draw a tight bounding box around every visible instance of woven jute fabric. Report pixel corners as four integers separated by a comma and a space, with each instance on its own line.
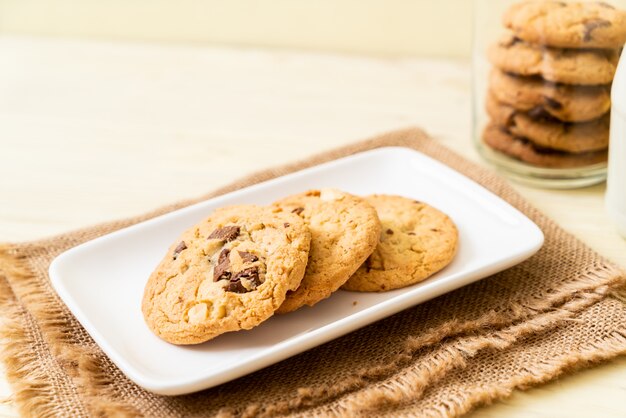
1, 128, 626, 418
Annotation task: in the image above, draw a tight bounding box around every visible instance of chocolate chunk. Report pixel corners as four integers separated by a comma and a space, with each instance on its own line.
283, 222, 290, 228
515, 135, 571, 155
583, 19, 611, 42
506, 114, 517, 128
214, 266, 231, 282
213, 249, 231, 281
527, 106, 558, 123
563, 123, 573, 134
224, 267, 262, 293
233, 267, 261, 285
238, 251, 259, 263
291, 207, 304, 216
224, 280, 247, 293
218, 248, 230, 264
208, 226, 240, 242
173, 241, 187, 260
526, 106, 546, 119
386, 229, 394, 235
543, 96, 563, 110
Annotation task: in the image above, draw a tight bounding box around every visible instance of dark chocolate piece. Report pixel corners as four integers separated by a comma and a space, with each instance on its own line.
238, 251, 259, 263
583, 19, 611, 42
173, 241, 187, 260
224, 280, 247, 293
213, 249, 231, 281
224, 267, 262, 293
208, 226, 240, 242
543, 96, 563, 110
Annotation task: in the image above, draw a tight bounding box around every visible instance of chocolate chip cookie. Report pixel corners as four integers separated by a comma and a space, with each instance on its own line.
488, 34, 620, 85
486, 93, 610, 153
482, 123, 608, 168
489, 69, 611, 122
503, 1, 626, 49
142, 205, 311, 344
273, 189, 380, 313
342, 195, 458, 293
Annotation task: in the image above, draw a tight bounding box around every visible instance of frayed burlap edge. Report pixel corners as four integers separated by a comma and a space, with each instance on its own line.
0, 281, 66, 418
0, 127, 625, 417
0, 256, 88, 418
0, 249, 142, 418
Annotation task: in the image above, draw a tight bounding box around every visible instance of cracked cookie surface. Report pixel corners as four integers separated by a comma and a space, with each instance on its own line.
142, 205, 310, 344
342, 195, 458, 292
273, 189, 381, 313
503, 1, 626, 49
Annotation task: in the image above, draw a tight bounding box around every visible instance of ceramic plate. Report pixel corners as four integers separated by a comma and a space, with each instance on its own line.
50, 146, 543, 395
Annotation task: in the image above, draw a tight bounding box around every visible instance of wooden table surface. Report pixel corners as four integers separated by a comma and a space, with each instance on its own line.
1, 36, 625, 417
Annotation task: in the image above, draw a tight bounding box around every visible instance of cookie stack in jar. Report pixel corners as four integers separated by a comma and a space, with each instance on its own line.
482, 0, 626, 170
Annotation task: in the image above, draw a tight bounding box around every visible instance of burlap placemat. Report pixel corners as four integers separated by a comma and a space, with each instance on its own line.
1, 128, 625, 418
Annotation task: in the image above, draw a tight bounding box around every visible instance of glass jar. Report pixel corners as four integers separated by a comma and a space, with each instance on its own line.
606, 49, 626, 237
473, 0, 626, 188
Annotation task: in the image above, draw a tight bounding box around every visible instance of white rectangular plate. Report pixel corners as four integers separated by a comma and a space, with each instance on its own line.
50, 147, 543, 395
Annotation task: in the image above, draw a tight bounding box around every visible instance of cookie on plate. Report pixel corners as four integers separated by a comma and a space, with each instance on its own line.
488, 34, 620, 85
273, 189, 381, 313
482, 123, 608, 168
489, 69, 611, 122
503, 1, 626, 49
486, 93, 610, 153
342, 195, 458, 293
142, 205, 311, 344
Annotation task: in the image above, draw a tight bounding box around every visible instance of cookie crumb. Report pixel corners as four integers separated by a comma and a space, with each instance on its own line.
352, 301, 358, 306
